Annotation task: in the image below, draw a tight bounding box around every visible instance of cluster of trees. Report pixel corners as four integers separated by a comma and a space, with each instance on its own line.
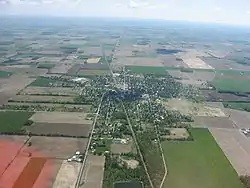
240, 175, 250, 188
103, 154, 150, 188
137, 130, 164, 188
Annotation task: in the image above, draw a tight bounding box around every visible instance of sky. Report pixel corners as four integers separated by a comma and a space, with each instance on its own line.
0, 0, 250, 26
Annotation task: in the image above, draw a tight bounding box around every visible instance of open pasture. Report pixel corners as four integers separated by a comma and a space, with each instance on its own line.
165, 98, 225, 117
212, 77, 250, 92
10, 95, 75, 103
0, 111, 33, 133
210, 127, 250, 175
79, 154, 105, 188
27, 122, 92, 137
22, 136, 88, 159
30, 112, 92, 124
162, 128, 244, 188
194, 116, 235, 129
20, 86, 78, 96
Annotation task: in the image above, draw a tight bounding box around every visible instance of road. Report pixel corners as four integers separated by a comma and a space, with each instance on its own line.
102, 41, 155, 188
75, 93, 105, 188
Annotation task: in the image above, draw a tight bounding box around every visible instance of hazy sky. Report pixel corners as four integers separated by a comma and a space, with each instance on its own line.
1, 0, 250, 26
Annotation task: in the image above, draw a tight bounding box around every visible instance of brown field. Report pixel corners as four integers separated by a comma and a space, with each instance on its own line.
194, 116, 235, 129
111, 142, 135, 154
79, 154, 105, 188
22, 136, 88, 159
209, 128, 250, 175
78, 69, 109, 76
67, 64, 81, 75
50, 63, 74, 74
20, 86, 79, 96
182, 57, 213, 69
27, 122, 92, 137
87, 58, 101, 64
201, 90, 250, 102
0, 75, 36, 105
161, 55, 187, 67
165, 98, 225, 117
118, 57, 164, 67
227, 109, 250, 129
12, 157, 47, 188
165, 128, 189, 139
30, 112, 92, 124
52, 160, 81, 188
5, 102, 92, 112
10, 95, 75, 103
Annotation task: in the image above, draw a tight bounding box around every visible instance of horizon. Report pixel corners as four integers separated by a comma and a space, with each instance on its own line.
0, 0, 250, 27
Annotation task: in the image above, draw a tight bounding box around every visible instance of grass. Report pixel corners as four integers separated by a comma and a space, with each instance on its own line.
212, 78, 250, 92
37, 63, 55, 69
162, 128, 244, 188
0, 111, 33, 133
0, 70, 12, 78
29, 77, 57, 87
223, 102, 250, 111
126, 66, 168, 75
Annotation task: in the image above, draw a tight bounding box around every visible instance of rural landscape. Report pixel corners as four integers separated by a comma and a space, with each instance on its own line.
1, 16, 250, 188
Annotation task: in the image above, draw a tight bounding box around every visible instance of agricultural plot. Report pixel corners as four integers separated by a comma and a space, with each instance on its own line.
22, 136, 88, 158
20, 86, 79, 96
37, 63, 55, 69
165, 128, 189, 140
162, 128, 244, 188
110, 141, 135, 154
50, 63, 74, 74
160, 55, 187, 67
53, 160, 81, 188
27, 122, 92, 137
227, 109, 250, 129
212, 78, 250, 92
29, 77, 59, 87
223, 102, 250, 111
78, 69, 109, 76
194, 116, 235, 129
126, 65, 168, 75
0, 70, 12, 78
165, 98, 225, 117
79, 155, 105, 188
120, 57, 163, 67
210, 128, 250, 175
10, 95, 75, 103
0, 111, 33, 133
30, 112, 92, 124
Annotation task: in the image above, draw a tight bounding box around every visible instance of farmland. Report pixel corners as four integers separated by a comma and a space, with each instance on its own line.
212, 78, 250, 92
162, 128, 244, 188
0, 111, 33, 133
0, 70, 13, 78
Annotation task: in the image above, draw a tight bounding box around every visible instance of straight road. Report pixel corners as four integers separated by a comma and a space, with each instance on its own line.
75, 93, 105, 188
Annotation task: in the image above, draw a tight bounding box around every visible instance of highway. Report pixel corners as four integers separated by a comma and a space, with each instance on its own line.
75, 93, 105, 188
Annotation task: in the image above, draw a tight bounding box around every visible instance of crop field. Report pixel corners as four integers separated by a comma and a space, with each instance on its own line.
50, 63, 74, 74
162, 128, 244, 188
12, 157, 47, 188
165, 99, 225, 117
227, 109, 250, 129
27, 122, 92, 137
29, 77, 59, 87
0, 70, 12, 78
79, 155, 105, 188
126, 65, 168, 75
193, 116, 235, 129
3, 102, 92, 112
0, 111, 33, 133
110, 141, 135, 154
20, 86, 79, 96
210, 128, 250, 175
10, 95, 75, 103
53, 160, 81, 188
30, 112, 92, 124
212, 78, 250, 92
22, 136, 88, 158
37, 63, 55, 69
78, 69, 109, 76
223, 102, 250, 111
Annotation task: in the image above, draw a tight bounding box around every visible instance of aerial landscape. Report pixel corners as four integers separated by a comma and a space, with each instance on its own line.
1, 5, 250, 188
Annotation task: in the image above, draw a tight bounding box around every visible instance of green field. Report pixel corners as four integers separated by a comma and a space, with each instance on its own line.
29, 77, 57, 87
126, 66, 168, 75
0, 111, 33, 133
0, 70, 12, 78
223, 102, 250, 111
37, 63, 55, 69
212, 78, 250, 92
162, 128, 243, 188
